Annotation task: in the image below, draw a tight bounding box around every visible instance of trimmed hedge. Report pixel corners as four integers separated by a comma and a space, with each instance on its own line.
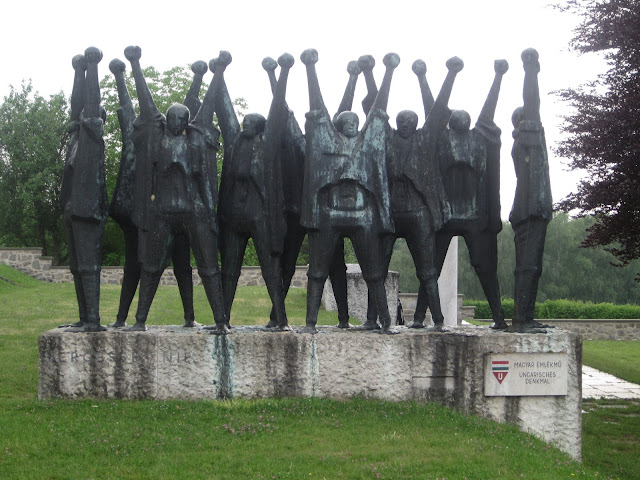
464, 298, 640, 320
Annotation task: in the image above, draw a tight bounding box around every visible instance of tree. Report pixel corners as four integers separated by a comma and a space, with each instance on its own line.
456, 215, 640, 304
0, 82, 68, 263
555, 0, 640, 280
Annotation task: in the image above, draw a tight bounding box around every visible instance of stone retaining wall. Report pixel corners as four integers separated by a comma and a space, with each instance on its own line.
473, 319, 640, 341
0, 247, 307, 288
540, 319, 640, 341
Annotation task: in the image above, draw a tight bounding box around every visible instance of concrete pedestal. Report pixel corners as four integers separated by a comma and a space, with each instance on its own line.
39, 326, 581, 459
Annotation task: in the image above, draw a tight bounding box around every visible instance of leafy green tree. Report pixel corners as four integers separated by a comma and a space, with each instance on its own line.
555, 0, 640, 280
457, 214, 640, 304
0, 82, 68, 263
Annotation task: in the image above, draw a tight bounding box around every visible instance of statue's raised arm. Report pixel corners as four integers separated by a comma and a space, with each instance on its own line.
412, 59, 434, 120
83, 47, 102, 120
521, 48, 541, 124
425, 56, 463, 133
184, 60, 208, 121
124, 46, 159, 121
109, 59, 135, 140
264, 53, 295, 141
301, 48, 330, 118
368, 53, 400, 116
358, 55, 378, 116
192, 61, 216, 130
477, 59, 509, 127
333, 60, 360, 121
211, 51, 240, 143
70, 54, 86, 123
262, 56, 278, 94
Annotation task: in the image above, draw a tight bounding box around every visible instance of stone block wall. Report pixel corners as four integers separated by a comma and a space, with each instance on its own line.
544, 319, 640, 341
0, 247, 307, 288
473, 319, 640, 341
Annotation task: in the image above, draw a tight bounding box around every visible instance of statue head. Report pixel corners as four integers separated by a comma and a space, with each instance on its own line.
166, 104, 190, 136
396, 110, 418, 139
512, 106, 524, 128
334, 111, 359, 138
449, 110, 471, 132
242, 113, 266, 138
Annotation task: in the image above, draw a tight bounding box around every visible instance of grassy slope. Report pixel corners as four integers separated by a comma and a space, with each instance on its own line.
0, 264, 633, 479
583, 340, 640, 385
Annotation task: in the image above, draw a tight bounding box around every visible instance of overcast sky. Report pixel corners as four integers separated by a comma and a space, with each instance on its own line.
1, 0, 607, 219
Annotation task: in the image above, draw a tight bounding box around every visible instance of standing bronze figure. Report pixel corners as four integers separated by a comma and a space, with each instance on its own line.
300, 49, 399, 333
364, 56, 463, 331
261, 57, 357, 328
432, 60, 510, 330
213, 52, 294, 331
60, 47, 108, 332
108, 59, 207, 328
124, 46, 228, 333
510, 48, 553, 333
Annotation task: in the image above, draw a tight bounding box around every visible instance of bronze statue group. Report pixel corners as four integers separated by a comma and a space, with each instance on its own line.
60, 46, 552, 336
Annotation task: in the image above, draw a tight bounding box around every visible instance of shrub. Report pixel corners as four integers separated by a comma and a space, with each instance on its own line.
465, 298, 640, 319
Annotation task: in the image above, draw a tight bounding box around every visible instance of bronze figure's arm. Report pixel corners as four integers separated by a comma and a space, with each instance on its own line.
124, 46, 159, 121
521, 48, 541, 124
334, 60, 361, 121
477, 59, 509, 127
358, 55, 377, 116
426, 57, 464, 132
83, 47, 102, 120
412, 59, 434, 119
301, 48, 329, 116
264, 53, 295, 140
108, 58, 135, 133
369, 53, 400, 115
184, 60, 208, 121
210, 51, 240, 143
70, 54, 86, 123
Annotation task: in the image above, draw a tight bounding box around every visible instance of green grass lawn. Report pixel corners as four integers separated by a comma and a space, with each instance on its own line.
0, 264, 637, 479
583, 340, 640, 385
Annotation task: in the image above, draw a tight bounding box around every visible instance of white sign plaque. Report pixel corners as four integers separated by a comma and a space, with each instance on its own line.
484, 353, 568, 396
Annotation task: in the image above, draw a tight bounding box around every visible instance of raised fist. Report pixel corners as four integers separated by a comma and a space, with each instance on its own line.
383, 53, 400, 69
72, 54, 86, 71
262, 57, 277, 72
494, 59, 509, 75
216, 50, 232, 69
84, 47, 102, 64
358, 55, 375, 72
521, 48, 540, 73
412, 59, 426, 77
300, 49, 318, 66
278, 53, 294, 70
124, 45, 141, 62
347, 60, 360, 76
191, 60, 208, 76
109, 58, 126, 75
446, 56, 464, 73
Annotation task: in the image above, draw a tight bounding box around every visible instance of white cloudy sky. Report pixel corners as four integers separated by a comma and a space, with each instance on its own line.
1, 0, 607, 219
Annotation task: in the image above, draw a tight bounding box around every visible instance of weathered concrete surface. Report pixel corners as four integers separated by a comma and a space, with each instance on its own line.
39, 325, 581, 459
